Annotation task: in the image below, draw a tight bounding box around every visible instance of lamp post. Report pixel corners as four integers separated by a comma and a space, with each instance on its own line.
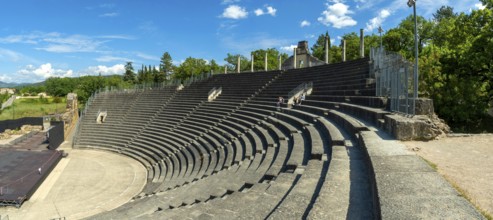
408, 0, 419, 111
378, 26, 384, 49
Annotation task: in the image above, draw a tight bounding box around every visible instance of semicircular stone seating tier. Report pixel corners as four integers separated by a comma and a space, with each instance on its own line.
79, 57, 484, 220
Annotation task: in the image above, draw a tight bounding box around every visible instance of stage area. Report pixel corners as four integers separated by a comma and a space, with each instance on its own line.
0, 146, 147, 219
0, 149, 62, 207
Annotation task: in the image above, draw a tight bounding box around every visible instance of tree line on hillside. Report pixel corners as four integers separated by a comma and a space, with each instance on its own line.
17, 1, 492, 132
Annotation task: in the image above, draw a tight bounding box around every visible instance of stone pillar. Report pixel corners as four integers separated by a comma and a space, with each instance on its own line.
278, 55, 282, 70
224, 65, 227, 74
237, 56, 241, 73
325, 35, 329, 64
293, 47, 297, 69
251, 53, 254, 72
342, 40, 346, 62
264, 52, 268, 71
360, 29, 365, 58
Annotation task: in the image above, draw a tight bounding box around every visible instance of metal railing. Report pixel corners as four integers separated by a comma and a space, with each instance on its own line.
183, 72, 213, 86
207, 87, 222, 102
287, 81, 313, 105
370, 47, 415, 115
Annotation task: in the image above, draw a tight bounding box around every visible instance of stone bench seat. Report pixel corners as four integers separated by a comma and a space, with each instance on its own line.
308, 95, 387, 108
266, 116, 306, 173
311, 88, 375, 97
268, 159, 328, 219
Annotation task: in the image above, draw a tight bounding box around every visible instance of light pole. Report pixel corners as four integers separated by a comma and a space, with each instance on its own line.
408, 0, 419, 111
378, 26, 384, 49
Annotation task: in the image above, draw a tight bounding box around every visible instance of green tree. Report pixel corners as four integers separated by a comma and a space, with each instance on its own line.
137, 64, 154, 84
311, 32, 329, 61
224, 53, 250, 72
45, 77, 77, 97
160, 52, 174, 76
123, 62, 136, 83
174, 57, 209, 80
209, 59, 221, 74
412, 5, 492, 131
433, 6, 457, 22
19, 85, 46, 96
340, 32, 361, 61
250, 48, 288, 71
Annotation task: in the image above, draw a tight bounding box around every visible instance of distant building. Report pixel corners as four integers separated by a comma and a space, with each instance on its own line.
0, 88, 16, 95
282, 41, 325, 70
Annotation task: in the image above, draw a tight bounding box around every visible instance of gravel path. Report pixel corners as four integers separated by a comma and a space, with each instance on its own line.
404, 134, 493, 217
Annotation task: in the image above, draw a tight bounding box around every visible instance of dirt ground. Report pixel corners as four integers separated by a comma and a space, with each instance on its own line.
404, 134, 493, 217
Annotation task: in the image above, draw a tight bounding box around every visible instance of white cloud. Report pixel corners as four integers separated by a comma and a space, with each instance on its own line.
305, 34, 316, 39
0, 74, 13, 82
475, 3, 486, 10
0, 32, 60, 44
98, 35, 135, 40
0, 32, 121, 53
222, 5, 248, 19
354, 0, 384, 10
300, 20, 311, 27
254, 9, 264, 16
173, 60, 185, 66
18, 63, 73, 81
255, 5, 277, 16
280, 45, 297, 52
81, 64, 125, 76
0, 33, 133, 53
99, 12, 119, 17
318, 2, 357, 28
95, 55, 130, 62
99, 3, 116, 9
136, 52, 159, 61
37, 34, 104, 53
221, 0, 240, 5
365, 9, 391, 32
0, 48, 23, 62
0, 48, 39, 64
266, 6, 277, 16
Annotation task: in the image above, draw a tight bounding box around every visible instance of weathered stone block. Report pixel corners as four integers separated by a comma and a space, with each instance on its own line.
415, 98, 434, 116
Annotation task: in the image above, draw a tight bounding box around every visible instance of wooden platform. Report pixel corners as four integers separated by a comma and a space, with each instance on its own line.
0, 148, 62, 207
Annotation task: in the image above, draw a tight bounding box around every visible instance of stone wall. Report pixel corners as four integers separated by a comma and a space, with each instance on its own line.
383, 98, 450, 140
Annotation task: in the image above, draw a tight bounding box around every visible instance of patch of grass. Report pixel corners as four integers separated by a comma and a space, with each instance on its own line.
421, 157, 438, 171
0, 97, 66, 120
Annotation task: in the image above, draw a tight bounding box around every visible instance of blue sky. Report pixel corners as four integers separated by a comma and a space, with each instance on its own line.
0, 0, 485, 83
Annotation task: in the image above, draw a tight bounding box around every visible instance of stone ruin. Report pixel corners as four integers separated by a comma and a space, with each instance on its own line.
281, 41, 326, 70
0, 125, 43, 140
383, 98, 450, 141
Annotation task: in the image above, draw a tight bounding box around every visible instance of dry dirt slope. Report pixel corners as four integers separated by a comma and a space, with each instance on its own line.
404, 134, 493, 218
